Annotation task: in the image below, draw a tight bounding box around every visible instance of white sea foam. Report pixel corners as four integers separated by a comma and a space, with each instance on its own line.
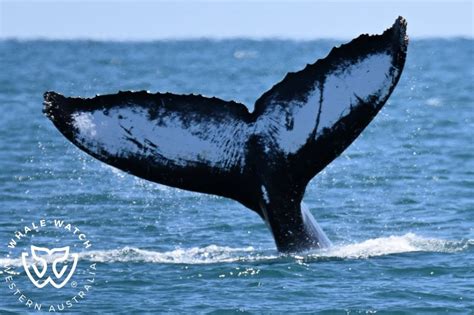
425, 97, 442, 107
83, 245, 258, 264
0, 234, 470, 268
233, 50, 258, 59
313, 233, 471, 260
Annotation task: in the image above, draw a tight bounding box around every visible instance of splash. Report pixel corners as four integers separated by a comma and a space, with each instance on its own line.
312, 233, 471, 260
83, 245, 259, 264
0, 234, 471, 268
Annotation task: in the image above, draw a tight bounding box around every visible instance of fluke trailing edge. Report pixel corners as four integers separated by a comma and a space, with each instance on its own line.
43, 17, 408, 252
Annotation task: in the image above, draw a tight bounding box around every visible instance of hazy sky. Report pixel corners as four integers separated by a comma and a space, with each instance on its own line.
1, 0, 472, 40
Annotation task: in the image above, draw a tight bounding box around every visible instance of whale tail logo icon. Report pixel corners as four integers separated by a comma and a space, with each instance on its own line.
22, 245, 79, 289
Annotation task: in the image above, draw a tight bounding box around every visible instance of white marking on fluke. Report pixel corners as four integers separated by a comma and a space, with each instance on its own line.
261, 185, 270, 203
254, 88, 321, 155
318, 53, 395, 136
73, 107, 249, 169
72, 112, 97, 138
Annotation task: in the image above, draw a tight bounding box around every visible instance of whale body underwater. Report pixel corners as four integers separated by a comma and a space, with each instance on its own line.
43, 17, 408, 253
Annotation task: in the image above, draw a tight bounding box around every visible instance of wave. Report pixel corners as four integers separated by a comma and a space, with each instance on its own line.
0, 233, 471, 268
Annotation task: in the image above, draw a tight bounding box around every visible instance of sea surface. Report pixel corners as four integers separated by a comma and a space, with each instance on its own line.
0, 38, 472, 314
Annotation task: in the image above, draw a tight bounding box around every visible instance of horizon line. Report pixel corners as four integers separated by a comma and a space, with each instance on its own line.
1, 35, 472, 42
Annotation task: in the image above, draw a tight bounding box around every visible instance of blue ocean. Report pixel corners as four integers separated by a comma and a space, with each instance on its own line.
0, 38, 472, 314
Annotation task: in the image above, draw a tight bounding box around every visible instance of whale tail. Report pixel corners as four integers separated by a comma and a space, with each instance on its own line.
44, 17, 408, 252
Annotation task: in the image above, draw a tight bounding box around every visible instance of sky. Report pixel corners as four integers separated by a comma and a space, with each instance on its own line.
0, 0, 472, 40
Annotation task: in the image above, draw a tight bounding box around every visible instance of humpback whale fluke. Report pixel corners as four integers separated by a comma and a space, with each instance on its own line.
43, 17, 408, 253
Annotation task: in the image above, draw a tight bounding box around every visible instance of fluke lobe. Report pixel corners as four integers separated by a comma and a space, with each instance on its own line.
43, 17, 408, 253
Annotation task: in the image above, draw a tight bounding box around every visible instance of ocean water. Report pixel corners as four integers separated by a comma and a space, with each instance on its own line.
0, 38, 473, 314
